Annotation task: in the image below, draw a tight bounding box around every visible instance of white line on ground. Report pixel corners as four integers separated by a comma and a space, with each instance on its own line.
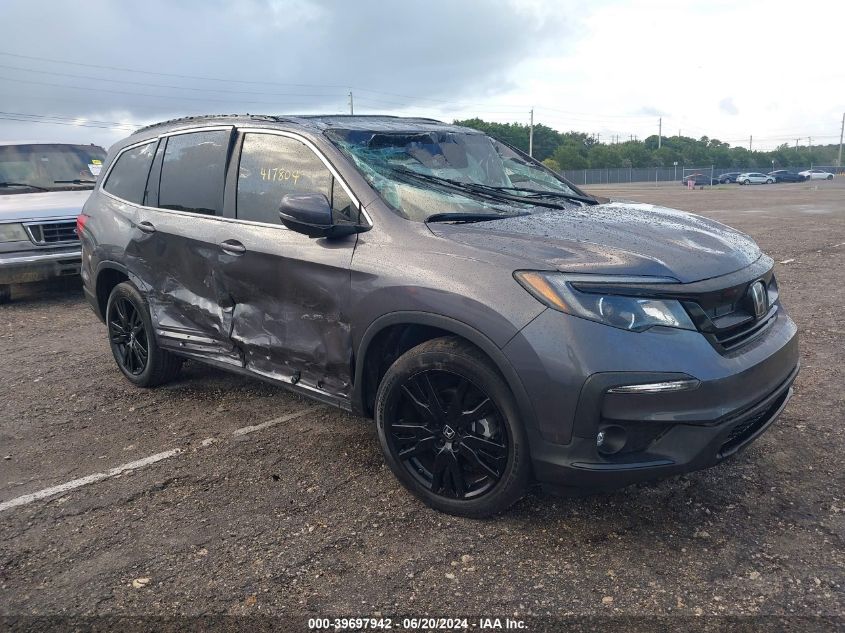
0, 405, 324, 513
0, 449, 181, 513
232, 405, 326, 437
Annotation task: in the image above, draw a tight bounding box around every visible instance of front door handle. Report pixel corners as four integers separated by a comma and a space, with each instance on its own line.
136, 221, 156, 234
220, 239, 246, 256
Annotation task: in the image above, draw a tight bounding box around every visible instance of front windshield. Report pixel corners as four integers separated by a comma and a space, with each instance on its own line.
0, 144, 107, 193
326, 129, 588, 221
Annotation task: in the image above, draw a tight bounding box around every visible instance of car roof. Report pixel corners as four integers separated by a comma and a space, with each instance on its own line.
131, 114, 481, 138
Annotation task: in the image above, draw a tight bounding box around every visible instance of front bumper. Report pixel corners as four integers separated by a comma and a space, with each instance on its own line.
0, 249, 82, 285
503, 303, 800, 492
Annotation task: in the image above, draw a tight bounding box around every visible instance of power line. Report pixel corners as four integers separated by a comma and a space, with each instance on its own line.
0, 63, 348, 99
0, 111, 140, 128
0, 74, 344, 107
0, 115, 136, 131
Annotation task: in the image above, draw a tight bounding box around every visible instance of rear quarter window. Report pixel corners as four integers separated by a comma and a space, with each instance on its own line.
102, 141, 157, 205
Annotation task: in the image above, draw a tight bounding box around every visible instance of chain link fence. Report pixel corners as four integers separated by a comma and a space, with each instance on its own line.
558, 165, 843, 186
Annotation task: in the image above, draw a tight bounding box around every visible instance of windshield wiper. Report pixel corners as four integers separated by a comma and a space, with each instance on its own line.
480, 185, 596, 205
0, 181, 50, 191
54, 179, 97, 185
425, 212, 528, 224
391, 168, 588, 209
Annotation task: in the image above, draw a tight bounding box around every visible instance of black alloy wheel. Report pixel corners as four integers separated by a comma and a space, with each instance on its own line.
108, 296, 148, 375
375, 336, 529, 517
106, 281, 182, 387
385, 369, 508, 500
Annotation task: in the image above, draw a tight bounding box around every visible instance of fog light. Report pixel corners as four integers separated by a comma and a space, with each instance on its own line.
596, 430, 606, 447
596, 425, 627, 455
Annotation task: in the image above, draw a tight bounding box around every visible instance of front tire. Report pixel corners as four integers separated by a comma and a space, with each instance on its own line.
375, 337, 530, 517
106, 281, 182, 387
828, 175, 834, 180
766, 179, 774, 184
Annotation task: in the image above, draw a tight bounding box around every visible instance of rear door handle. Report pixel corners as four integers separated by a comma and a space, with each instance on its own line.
136, 221, 156, 234
220, 239, 246, 255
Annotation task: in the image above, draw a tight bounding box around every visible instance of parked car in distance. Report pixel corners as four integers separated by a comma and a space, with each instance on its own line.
0, 141, 106, 303
737, 172, 775, 185
768, 170, 806, 183
798, 169, 834, 180
80, 115, 799, 517
717, 172, 741, 184
681, 173, 718, 186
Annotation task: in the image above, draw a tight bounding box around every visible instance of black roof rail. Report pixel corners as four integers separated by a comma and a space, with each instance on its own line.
133, 113, 446, 135
133, 113, 296, 135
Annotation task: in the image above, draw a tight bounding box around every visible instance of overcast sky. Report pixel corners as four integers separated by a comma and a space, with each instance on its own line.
1, 0, 843, 152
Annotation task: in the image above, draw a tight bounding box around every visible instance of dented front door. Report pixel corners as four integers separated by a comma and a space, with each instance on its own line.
217, 224, 355, 397
217, 130, 358, 398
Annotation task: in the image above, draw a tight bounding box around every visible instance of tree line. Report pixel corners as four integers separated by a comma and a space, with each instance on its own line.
455, 118, 841, 171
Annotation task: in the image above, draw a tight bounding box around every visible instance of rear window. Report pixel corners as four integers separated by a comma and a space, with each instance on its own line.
103, 142, 157, 205
158, 131, 230, 215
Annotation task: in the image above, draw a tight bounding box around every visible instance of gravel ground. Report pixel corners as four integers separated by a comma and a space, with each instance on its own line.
1, 180, 843, 630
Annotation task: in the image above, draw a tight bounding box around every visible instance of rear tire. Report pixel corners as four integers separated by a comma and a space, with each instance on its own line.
106, 281, 182, 387
375, 336, 530, 518
0, 284, 10, 304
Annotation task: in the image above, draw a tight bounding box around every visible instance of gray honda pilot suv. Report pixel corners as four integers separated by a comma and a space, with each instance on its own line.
80, 115, 799, 517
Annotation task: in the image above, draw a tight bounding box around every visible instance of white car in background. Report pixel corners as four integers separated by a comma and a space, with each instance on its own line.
798, 169, 835, 181
0, 141, 106, 303
736, 172, 775, 185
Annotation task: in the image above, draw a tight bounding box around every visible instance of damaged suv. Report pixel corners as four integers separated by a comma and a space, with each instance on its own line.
79, 115, 799, 517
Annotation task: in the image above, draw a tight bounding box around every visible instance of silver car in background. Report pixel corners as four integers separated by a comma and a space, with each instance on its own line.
0, 142, 106, 302
798, 169, 835, 181
736, 172, 775, 185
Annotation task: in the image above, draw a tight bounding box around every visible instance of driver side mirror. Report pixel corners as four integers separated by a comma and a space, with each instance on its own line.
279, 193, 369, 239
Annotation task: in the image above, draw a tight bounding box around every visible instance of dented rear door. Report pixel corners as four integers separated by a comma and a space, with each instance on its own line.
128, 127, 243, 366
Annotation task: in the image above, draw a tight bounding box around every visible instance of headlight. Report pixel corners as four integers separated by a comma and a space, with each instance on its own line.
0, 223, 29, 242
514, 271, 696, 332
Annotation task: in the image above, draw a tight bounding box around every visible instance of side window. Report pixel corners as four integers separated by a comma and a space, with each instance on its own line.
103, 141, 157, 205
236, 133, 354, 225
158, 130, 229, 215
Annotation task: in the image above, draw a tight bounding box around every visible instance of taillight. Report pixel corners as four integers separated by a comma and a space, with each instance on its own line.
76, 213, 89, 236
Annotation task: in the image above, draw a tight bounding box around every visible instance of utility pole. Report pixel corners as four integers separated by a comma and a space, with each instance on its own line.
658, 117, 662, 149
749, 135, 752, 152
795, 138, 799, 150
528, 108, 534, 158
596, 132, 601, 144
838, 112, 844, 167
348, 91, 354, 115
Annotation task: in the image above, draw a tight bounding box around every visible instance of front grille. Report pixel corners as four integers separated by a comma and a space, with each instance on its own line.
712, 308, 778, 352
25, 220, 79, 244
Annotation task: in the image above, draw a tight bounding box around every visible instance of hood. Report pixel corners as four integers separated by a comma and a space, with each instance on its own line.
0, 189, 92, 222
428, 201, 762, 283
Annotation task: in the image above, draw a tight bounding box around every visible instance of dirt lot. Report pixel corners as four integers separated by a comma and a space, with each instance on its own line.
1, 180, 843, 629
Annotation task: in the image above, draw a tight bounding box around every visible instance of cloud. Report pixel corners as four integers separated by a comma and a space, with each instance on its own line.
0, 0, 573, 145
719, 97, 738, 116
636, 106, 666, 117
